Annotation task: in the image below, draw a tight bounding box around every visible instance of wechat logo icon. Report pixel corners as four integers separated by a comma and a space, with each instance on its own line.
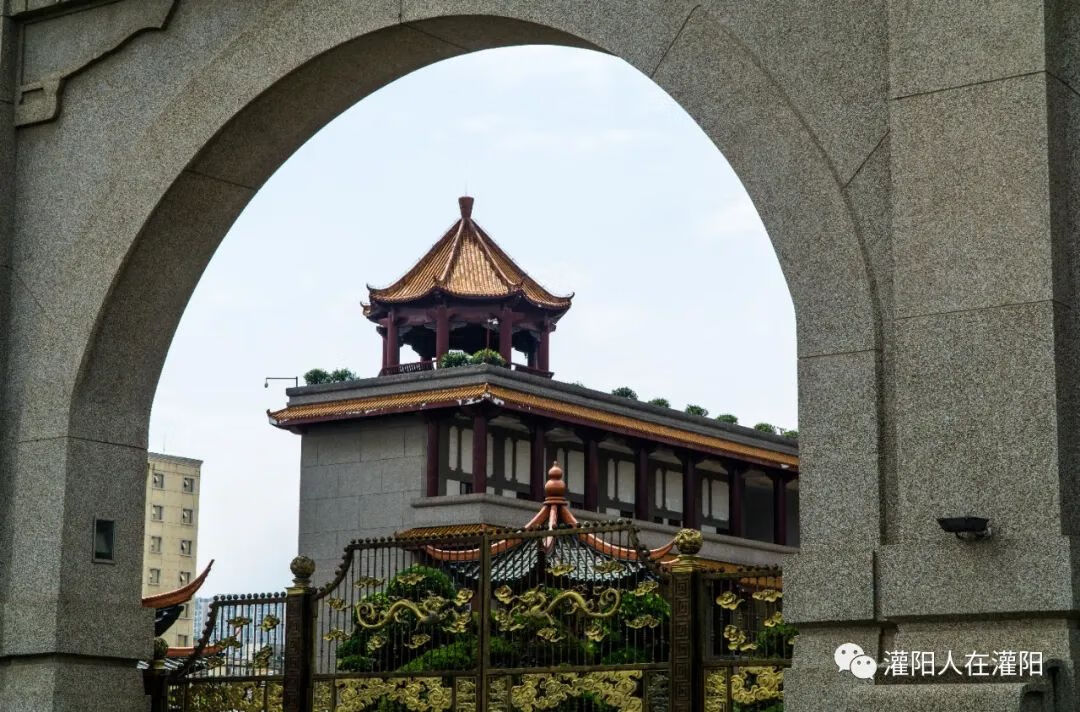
835, 643, 877, 680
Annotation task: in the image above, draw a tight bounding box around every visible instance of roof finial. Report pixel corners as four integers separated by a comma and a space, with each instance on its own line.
544, 460, 567, 501
459, 195, 474, 220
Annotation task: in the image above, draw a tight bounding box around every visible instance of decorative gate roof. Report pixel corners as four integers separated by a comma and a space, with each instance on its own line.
418, 463, 678, 576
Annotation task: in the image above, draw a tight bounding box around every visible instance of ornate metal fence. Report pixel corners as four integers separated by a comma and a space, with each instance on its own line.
149, 522, 789, 712
700, 568, 792, 712
156, 592, 288, 711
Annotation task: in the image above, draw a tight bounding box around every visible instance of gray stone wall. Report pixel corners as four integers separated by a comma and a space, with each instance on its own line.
297, 415, 426, 585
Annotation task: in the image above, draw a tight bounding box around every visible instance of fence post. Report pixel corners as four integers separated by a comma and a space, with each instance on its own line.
143, 638, 170, 712
669, 529, 705, 712
284, 556, 316, 712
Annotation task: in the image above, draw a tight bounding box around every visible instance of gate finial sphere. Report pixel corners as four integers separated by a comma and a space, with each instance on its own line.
674, 528, 703, 556
290, 555, 316, 583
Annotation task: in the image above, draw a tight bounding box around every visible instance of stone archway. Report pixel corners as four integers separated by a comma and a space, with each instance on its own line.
4, 2, 1073, 711
2, 5, 884, 711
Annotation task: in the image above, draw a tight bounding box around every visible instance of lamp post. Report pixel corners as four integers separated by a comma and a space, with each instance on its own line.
264, 376, 299, 389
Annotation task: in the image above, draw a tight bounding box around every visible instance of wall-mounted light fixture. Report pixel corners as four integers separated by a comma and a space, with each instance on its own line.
93, 518, 115, 563
264, 376, 298, 389
937, 516, 991, 541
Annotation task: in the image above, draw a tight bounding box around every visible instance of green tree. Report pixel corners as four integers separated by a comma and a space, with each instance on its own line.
303, 368, 330, 385
611, 387, 638, 400
684, 404, 709, 417
716, 414, 738, 424
469, 348, 507, 366
438, 351, 470, 368
329, 368, 357, 382
647, 397, 671, 408
754, 422, 778, 434
782, 429, 799, 440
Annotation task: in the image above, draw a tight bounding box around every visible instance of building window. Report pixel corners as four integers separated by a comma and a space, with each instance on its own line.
93, 518, 115, 563
148, 568, 161, 586
182, 477, 195, 494
179, 539, 192, 556
179, 571, 191, 585
653, 463, 684, 527
177, 634, 189, 646
700, 471, 730, 534
149, 536, 162, 554
181, 508, 194, 525
152, 472, 165, 489
488, 427, 532, 499
600, 454, 636, 518
151, 505, 163, 522
179, 604, 187, 618
442, 423, 473, 494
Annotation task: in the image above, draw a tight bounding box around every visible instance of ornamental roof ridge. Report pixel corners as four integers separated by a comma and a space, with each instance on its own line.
365, 196, 572, 314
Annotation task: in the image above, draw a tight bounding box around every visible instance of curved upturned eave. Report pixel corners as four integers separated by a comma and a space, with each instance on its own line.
141, 560, 214, 609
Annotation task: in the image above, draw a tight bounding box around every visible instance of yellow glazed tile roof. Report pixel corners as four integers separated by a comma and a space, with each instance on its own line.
269, 383, 798, 470
364, 197, 571, 312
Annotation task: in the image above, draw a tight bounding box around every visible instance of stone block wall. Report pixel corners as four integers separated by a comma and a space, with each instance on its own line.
297, 415, 426, 585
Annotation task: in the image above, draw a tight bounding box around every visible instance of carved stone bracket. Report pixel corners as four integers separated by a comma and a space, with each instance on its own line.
10, 0, 177, 127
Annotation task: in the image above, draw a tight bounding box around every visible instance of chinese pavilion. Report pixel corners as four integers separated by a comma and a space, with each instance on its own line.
363, 196, 572, 376
270, 196, 799, 585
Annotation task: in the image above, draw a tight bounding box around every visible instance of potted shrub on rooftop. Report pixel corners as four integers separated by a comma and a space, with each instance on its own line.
437, 351, 470, 368
469, 348, 507, 367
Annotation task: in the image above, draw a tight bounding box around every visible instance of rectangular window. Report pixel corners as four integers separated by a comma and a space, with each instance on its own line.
179, 571, 191, 585
93, 518, 115, 562
652, 465, 683, 523
179, 539, 192, 556
177, 634, 189, 647
700, 472, 730, 534
181, 508, 194, 525
152, 472, 165, 489
600, 454, 637, 516
148, 568, 161, 585
151, 505, 163, 521
149, 536, 162, 554
182, 477, 195, 494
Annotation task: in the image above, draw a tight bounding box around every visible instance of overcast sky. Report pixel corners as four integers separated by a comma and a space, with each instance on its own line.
148, 45, 796, 597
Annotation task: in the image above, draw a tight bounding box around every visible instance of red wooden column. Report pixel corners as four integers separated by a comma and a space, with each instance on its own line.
380, 331, 388, 371
498, 307, 513, 363
529, 420, 547, 501
425, 417, 441, 497
728, 462, 744, 537
435, 305, 450, 359
576, 429, 601, 512
472, 413, 488, 494
386, 309, 400, 368
772, 471, 788, 545
679, 452, 701, 530
537, 322, 551, 372
634, 443, 652, 521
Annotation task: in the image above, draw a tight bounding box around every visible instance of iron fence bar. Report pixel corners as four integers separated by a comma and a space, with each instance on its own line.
478, 528, 492, 712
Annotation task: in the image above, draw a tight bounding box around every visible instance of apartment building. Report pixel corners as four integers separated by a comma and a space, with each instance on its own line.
143, 452, 202, 648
